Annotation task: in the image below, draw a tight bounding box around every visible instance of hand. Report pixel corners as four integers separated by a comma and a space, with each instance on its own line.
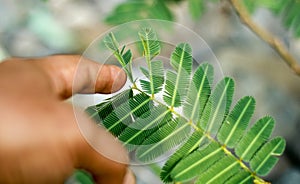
0, 55, 135, 184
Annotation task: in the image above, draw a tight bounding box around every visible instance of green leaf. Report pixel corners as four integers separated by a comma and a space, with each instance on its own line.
102, 93, 151, 136
218, 96, 256, 148
164, 43, 193, 107
183, 63, 213, 122
199, 77, 234, 135
88, 29, 286, 184
140, 66, 150, 78
171, 142, 224, 182
138, 28, 165, 95
129, 93, 154, 118
250, 137, 286, 176
170, 43, 193, 74
138, 27, 160, 61
140, 60, 164, 95
118, 105, 171, 147
235, 116, 275, 161
225, 170, 252, 184
160, 131, 204, 182
136, 117, 191, 162
104, 32, 134, 82
188, 0, 204, 20
195, 156, 241, 184
85, 89, 133, 122
103, 32, 120, 52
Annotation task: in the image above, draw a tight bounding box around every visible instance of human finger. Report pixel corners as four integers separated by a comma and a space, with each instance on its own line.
32, 55, 127, 99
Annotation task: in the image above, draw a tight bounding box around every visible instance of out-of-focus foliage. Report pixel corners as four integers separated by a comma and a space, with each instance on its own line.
105, 0, 174, 25
105, 0, 208, 23
72, 170, 93, 184
243, 0, 300, 37
188, 0, 204, 20
105, 0, 300, 38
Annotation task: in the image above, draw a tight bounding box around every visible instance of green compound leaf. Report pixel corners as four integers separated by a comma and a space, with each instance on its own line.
86, 28, 286, 184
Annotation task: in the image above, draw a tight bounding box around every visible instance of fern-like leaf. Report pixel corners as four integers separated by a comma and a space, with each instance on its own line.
250, 137, 286, 176
86, 28, 286, 184
140, 60, 164, 95
183, 63, 213, 122
118, 105, 171, 147
136, 117, 191, 162
171, 142, 224, 182
225, 170, 252, 184
199, 77, 234, 135
160, 131, 204, 182
195, 156, 241, 184
235, 116, 275, 161
104, 32, 134, 82
163, 43, 192, 107
139, 27, 160, 60
139, 28, 164, 96
102, 94, 151, 136
218, 96, 255, 148
85, 89, 133, 122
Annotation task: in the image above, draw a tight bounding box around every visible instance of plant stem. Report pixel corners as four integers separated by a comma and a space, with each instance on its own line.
229, 0, 300, 76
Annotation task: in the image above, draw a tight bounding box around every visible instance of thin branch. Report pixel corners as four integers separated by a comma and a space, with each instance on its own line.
229, 0, 300, 76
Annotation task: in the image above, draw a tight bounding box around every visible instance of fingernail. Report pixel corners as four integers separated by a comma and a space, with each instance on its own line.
123, 169, 136, 184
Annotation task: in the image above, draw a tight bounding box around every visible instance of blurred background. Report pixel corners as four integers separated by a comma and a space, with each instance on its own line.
1, 0, 300, 183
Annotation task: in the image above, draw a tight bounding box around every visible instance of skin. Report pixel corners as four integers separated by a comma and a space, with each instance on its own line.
0, 55, 135, 184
